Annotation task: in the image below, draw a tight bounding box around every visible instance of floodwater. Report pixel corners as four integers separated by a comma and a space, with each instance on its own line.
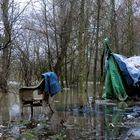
0, 84, 139, 140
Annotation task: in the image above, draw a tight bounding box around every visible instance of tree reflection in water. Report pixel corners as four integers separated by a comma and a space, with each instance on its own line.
0, 87, 129, 139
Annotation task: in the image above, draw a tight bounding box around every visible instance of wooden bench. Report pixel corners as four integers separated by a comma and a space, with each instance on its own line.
19, 79, 53, 118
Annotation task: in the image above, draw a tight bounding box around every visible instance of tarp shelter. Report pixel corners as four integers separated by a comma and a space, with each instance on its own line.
102, 52, 140, 101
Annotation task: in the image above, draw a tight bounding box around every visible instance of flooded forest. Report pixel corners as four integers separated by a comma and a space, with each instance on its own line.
1, 0, 140, 140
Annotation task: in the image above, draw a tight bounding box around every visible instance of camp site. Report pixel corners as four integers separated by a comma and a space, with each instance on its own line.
1, 0, 140, 140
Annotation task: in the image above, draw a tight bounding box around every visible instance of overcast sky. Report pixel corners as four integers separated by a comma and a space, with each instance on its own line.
15, 0, 41, 12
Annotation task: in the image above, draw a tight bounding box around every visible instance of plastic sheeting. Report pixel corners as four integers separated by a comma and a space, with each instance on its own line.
103, 54, 128, 101
113, 54, 140, 86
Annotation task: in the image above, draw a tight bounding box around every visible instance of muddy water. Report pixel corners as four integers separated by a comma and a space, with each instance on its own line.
0, 86, 131, 140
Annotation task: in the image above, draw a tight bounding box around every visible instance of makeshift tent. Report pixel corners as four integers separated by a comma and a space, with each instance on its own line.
102, 39, 140, 101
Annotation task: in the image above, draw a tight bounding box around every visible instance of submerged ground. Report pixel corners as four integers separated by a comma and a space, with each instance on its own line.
1, 84, 140, 140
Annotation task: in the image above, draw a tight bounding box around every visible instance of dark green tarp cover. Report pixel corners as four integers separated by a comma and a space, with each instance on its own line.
102, 54, 128, 101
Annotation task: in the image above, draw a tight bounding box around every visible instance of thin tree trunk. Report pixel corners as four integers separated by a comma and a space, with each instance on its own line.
53, 0, 59, 58
69, 45, 75, 85
127, 0, 134, 56
84, 1, 91, 100
110, 0, 119, 52
64, 46, 68, 88
93, 0, 101, 99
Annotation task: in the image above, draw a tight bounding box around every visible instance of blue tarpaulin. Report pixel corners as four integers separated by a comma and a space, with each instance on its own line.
41, 72, 61, 97
103, 52, 140, 101
113, 53, 140, 86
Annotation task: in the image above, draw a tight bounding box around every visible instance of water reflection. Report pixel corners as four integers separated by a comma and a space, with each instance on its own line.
53, 88, 128, 140
0, 87, 130, 139
0, 93, 10, 122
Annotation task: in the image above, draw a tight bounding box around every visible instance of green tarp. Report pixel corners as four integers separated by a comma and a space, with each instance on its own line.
102, 54, 128, 101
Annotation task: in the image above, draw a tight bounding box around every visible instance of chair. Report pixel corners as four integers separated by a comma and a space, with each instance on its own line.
19, 79, 53, 118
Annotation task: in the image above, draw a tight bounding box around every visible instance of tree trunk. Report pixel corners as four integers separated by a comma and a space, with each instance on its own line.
54, 0, 74, 87
42, 0, 52, 71
78, 0, 85, 94
53, 0, 59, 58
0, 0, 11, 93
127, 0, 134, 56
93, 0, 101, 99
110, 0, 119, 52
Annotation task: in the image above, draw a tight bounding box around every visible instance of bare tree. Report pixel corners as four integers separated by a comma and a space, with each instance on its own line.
0, 0, 31, 92
0, 0, 11, 93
